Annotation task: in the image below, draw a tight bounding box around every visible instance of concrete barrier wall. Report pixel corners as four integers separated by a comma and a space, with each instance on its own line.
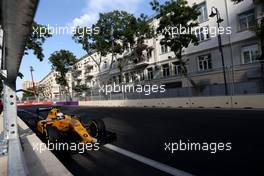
79, 97, 191, 108
232, 95, 264, 109
79, 95, 264, 109
190, 96, 232, 108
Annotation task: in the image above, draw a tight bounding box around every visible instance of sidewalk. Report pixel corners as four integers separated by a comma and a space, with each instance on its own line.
18, 117, 72, 176
0, 114, 7, 176
0, 113, 72, 176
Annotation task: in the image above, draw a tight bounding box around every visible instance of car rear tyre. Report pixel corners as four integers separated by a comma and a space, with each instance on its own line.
87, 119, 105, 138
46, 125, 62, 143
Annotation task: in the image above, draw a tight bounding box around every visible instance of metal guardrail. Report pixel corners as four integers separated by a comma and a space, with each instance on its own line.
3, 83, 28, 176
19, 77, 264, 102
0, 0, 39, 175
19, 62, 263, 102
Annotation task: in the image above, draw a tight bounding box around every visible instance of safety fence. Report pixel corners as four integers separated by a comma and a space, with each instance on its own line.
18, 62, 264, 102
16, 94, 264, 109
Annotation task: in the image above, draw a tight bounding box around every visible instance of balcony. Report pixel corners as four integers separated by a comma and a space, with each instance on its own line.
133, 57, 150, 69
72, 70, 82, 77
85, 64, 93, 70
131, 44, 153, 69
85, 71, 94, 79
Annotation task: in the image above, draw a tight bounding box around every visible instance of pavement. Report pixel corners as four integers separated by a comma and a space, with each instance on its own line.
18, 117, 72, 176
0, 155, 7, 176
0, 113, 7, 176
17, 106, 264, 176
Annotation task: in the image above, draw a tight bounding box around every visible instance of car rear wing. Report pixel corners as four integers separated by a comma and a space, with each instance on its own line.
36, 107, 53, 113
36, 107, 55, 119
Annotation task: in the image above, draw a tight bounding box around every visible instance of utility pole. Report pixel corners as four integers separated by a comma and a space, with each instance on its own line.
30, 66, 37, 98
209, 7, 228, 95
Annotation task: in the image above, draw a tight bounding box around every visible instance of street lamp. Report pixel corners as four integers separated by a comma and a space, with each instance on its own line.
209, 7, 228, 95
30, 66, 37, 98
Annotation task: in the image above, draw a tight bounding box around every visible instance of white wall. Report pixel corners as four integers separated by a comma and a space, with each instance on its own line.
79, 95, 264, 109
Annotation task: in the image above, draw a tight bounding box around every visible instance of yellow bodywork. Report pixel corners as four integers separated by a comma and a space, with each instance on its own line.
36, 108, 94, 143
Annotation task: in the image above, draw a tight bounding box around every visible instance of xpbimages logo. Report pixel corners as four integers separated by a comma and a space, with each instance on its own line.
98, 83, 166, 95
164, 140, 232, 154
33, 24, 100, 37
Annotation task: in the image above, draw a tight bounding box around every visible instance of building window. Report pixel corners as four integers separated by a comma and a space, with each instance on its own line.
104, 61, 108, 69
195, 26, 210, 42
172, 62, 182, 75
198, 54, 212, 71
131, 71, 136, 82
241, 44, 259, 64
162, 64, 170, 77
161, 44, 170, 54
125, 73, 130, 83
112, 76, 117, 84
147, 49, 152, 58
147, 68, 154, 80
238, 10, 255, 31
197, 2, 208, 23
118, 75, 122, 84
139, 70, 145, 81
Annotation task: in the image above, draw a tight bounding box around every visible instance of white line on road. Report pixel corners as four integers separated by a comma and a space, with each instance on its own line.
104, 144, 194, 176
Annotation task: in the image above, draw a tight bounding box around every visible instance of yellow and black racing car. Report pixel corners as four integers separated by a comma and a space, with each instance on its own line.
34, 107, 116, 146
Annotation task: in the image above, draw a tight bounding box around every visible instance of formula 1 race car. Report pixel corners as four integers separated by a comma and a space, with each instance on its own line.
34, 107, 116, 146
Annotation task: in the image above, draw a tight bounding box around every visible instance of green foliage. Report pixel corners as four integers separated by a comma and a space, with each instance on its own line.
71, 66, 82, 78
96, 11, 132, 54
37, 84, 45, 97
150, 0, 200, 89
150, 0, 200, 74
73, 84, 89, 93
48, 50, 77, 87
72, 10, 154, 73
17, 72, 24, 79
22, 88, 34, 100
25, 22, 52, 61
72, 27, 96, 54
151, 0, 200, 61
0, 22, 51, 96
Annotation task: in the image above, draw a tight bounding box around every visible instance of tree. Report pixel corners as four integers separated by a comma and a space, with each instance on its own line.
0, 22, 52, 96
25, 22, 52, 61
73, 84, 90, 99
72, 26, 104, 79
20, 22, 52, 85
73, 84, 89, 92
71, 65, 89, 98
36, 84, 45, 98
72, 10, 154, 85
114, 13, 155, 83
21, 88, 35, 101
48, 50, 78, 99
150, 0, 200, 89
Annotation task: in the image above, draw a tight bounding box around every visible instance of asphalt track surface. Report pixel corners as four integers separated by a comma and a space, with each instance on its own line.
18, 106, 264, 176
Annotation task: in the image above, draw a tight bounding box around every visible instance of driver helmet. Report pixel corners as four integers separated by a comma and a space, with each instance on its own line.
56, 112, 64, 119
